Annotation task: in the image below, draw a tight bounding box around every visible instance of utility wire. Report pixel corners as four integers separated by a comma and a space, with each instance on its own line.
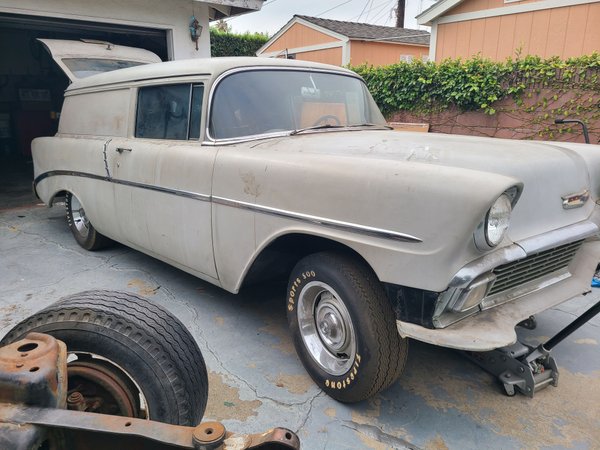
350, 0, 393, 22
359, 0, 375, 21
316, 0, 355, 17
371, 0, 396, 25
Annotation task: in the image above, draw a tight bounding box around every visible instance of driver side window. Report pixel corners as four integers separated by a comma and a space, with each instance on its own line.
135, 83, 204, 140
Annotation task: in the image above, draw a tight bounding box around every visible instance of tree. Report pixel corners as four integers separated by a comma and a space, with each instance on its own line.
213, 19, 231, 33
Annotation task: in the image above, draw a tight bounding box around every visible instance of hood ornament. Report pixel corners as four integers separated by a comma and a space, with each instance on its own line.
562, 189, 589, 209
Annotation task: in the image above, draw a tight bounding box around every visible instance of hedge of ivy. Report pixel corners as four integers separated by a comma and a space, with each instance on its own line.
210, 29, 269, 57
353, 53, 600, 117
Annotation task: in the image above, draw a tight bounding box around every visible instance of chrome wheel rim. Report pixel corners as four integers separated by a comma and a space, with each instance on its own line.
70, 196, 90, 238
297, 281, 356, 375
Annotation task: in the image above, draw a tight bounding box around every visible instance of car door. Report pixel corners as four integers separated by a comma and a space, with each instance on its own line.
108, 82, 218, 280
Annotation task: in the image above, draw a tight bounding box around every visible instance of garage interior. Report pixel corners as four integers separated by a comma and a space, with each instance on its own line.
0, 13, 168, 209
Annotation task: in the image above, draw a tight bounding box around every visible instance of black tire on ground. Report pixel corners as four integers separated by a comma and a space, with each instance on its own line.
1, 290, 208, 426
65, 192, 112, 250
286, 251, 408, 403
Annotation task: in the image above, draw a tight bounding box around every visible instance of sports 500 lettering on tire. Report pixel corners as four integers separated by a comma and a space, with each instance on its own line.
286, 251, 408, 402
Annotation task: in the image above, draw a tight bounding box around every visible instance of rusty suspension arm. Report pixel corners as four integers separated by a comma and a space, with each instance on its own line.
0, 333, 299, 450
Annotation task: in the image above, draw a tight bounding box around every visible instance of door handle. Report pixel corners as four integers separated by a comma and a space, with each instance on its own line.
116, 147, 132, 154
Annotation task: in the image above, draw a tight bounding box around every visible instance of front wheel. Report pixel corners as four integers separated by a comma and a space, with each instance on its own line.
286, 252, 408, 402
65, 192, 112, 250
1, 290, 208, 426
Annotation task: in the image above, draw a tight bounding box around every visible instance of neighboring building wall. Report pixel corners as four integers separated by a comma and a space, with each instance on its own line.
389, 87, 600, 144
350, 41, 429, 66
435, 2, 600, 61
289, 47, 343, 65
0, 0, 212, 59
448, 0, 542, 15
262, 22, 339, 53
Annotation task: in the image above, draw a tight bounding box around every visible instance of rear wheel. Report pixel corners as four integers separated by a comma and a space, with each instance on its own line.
286, 252, 408, 402
1, 290, 208, 426
65, 192, 112, 250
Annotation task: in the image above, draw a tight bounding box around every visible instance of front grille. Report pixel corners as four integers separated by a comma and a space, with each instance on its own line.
487, 240, 584, 297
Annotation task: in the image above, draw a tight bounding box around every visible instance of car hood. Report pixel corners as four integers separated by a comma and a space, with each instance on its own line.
251, 130, 598, 242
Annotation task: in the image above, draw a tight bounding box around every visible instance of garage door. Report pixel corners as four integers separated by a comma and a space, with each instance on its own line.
0, 13, 168, 209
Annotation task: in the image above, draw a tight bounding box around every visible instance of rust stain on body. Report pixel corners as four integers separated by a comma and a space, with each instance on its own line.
574, 338, 598, 345
240, 172, 262, 197
204, 371, 262, 422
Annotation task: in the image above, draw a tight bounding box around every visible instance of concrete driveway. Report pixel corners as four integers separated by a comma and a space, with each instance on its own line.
1, 203, 599, 449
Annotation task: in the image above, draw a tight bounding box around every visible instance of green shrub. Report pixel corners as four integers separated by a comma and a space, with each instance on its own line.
210, 29, 269, 57
352, 53, 600, 116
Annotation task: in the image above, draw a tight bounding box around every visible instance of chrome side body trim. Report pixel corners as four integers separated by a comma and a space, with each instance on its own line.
34, 170, 211, 202
212, 196, 422, 243
34, 171, 422, 243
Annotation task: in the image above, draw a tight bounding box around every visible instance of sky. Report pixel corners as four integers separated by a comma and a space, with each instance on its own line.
225, 0, 437, 36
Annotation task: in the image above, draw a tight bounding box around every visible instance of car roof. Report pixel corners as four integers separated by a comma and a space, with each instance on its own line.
67, 57, 358, 92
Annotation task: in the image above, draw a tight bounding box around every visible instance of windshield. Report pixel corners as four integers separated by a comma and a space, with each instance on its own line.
209, 70, 387, 140
62, 58, 145, 78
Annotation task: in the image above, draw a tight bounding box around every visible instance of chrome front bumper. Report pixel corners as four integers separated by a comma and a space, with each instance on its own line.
396, 221, 600, 351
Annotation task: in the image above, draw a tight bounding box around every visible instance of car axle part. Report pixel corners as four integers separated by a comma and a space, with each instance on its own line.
0, 332, 300, 450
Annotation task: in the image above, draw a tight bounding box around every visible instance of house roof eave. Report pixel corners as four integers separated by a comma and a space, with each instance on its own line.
256, 15, 346, 56
416, 0, 465, 26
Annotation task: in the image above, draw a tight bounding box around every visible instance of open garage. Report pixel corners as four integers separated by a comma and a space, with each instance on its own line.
0, 13, 169, 209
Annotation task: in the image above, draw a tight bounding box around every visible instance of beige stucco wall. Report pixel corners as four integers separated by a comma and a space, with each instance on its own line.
0, 0, 213, 59
350, 41, 429, 66
435, 2, 600, 61
263, 22, 339, 53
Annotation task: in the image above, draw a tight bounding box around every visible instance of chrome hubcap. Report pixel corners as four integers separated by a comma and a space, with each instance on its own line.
297, 281, 356, 375
70, 196, 90, 238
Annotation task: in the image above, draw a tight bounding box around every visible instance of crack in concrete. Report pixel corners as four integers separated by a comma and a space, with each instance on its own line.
8, 225, 108, 260
341, 421, 420, 450
293, 391, 324, 434
174, 293, 319, 411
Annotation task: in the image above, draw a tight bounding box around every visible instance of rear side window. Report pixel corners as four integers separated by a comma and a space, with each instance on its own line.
135, 83, 204, 140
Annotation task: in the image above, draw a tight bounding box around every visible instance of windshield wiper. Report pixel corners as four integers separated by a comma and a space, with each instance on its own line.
289, 124, 346, 135
290, 123, 391, 136
346, 123, 393, 129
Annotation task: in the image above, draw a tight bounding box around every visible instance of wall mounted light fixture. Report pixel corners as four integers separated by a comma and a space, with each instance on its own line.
189, 15, 202, 51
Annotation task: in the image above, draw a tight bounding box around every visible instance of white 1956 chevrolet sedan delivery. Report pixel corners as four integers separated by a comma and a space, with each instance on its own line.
32, 40, 600, 402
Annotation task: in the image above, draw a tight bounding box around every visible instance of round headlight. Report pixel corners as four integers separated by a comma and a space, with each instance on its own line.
485, 194, 512, 247
474, 193, 513, 250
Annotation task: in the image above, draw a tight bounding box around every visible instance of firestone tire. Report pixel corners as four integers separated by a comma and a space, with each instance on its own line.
286, 251, 408, 403
65, 192, 112, 250
1, 290, 208, 426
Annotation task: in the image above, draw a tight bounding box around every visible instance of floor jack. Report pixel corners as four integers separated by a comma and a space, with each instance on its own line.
464, 298, 600, 397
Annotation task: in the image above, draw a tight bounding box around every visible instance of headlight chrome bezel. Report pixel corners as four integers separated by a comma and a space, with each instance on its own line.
474, 188, 519, 251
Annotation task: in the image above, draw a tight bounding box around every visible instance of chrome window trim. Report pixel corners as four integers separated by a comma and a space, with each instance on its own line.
34, 170, 422, 244
204, 66, 368, 145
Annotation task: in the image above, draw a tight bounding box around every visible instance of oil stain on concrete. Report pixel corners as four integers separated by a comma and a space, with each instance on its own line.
258, 319, 295, 355
270, 372, 313, 395
204, 371, 262, 422
127, 278, 160, 296
403, 347, 600, 449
